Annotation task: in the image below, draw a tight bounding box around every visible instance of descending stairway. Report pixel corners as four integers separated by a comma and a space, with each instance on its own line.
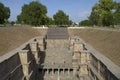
46, 28, 69, 39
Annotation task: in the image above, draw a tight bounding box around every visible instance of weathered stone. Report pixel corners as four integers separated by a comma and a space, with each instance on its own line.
30, 42, 38, 52
81, 52, 87, 65
19, 50, 30, 64
73, 42, 84, 52
80, 65, 88, 76
36, 36, 45, 45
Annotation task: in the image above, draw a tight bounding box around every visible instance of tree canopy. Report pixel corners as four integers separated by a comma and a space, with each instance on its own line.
53, 10, 72, 26
89, 0, 115, 26
114, 2, 120, 25
86, 0, 120, 27
17, 1, 51, 26
0, 2, 10, 24
79, 20, 92, 26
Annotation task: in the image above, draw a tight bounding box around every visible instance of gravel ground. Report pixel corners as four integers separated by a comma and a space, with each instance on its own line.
68, 28, 120, 67
0, 27, 47, 56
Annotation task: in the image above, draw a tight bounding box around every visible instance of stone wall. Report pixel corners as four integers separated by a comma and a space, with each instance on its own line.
0, 53, 24, 80
88, 55, 120, 80
70, 36, 88, 77
46, 39, 69, 48
69, 35, 120, 80
0, 29, 120, 80
0, 36, 45, 80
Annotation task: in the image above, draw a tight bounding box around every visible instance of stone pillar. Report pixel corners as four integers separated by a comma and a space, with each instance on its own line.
63, 69, 65, 74
87, 52, 91, 64
81, 51, 87, 65
73, 52, 80, 60
80, 51, 88, 76
19, 50, 31, 80
72, 60, 79, 70
68, 69, 70, 76
73, 68, 77, 76
98, 60, 101, 74
46, 69, 49, 74
52, 69, 54, 76
80, 65, 88, 76
36, 36, 45, 51
30, 42, 39, 64
69, 36, 75, 50
69, 36, 80, 50
73, 42, 84, 52
58, 69, 60, 80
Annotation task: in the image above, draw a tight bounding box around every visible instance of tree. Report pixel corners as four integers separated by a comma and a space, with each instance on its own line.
79, 20, 92, 26
114, 2, 120, 25
89, 0, 115, 27
53, 10, 71, 26
0, 2, 10, 24
45, 17, 54, 25
17, 1, 50, 26
69, 20, 73, 25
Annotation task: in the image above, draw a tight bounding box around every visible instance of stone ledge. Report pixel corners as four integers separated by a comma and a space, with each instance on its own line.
79, 37, 120, 79
0, 37, 39, 63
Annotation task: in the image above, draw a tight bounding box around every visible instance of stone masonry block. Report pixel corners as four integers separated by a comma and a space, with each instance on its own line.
70, 38, 75, 45
36, 36, 45, 46
38, 45, 44, 51
72, 61, 79, 68
80, 65, 88, 76
81, 52, 87, 64
22, 64, 31, 76
19, 50, 29, 65
30, 42, 38, 52
70, 36, 80, 45
69, 36, 80, 50
87, 52, 91, 63
73, 42, 84, 52
73, 52, 80, 59
32, 51, 40, 64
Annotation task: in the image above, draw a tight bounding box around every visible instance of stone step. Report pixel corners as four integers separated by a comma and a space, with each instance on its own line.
47, 28, 69, 39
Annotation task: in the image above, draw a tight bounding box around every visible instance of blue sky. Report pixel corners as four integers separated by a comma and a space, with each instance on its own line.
0, 0, 120, 22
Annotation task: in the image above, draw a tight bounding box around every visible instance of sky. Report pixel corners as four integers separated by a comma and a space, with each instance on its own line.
0, 0, 120, 23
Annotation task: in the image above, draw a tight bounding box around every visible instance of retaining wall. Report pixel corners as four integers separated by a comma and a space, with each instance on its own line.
0, 36, 45, 80
0, 28, 120, 80
69, 36, 120, 80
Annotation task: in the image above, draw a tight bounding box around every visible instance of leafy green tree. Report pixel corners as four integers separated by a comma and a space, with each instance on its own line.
0, 2, 10, 24
79, 20, 92, 26
11, 21, 15, 26
69, 20, 73, 26
17, 1, 50, 26
53, 10, 71, 26
89, 0, 115, 27
114, 2, 120, 25
46, 17, 54, 25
